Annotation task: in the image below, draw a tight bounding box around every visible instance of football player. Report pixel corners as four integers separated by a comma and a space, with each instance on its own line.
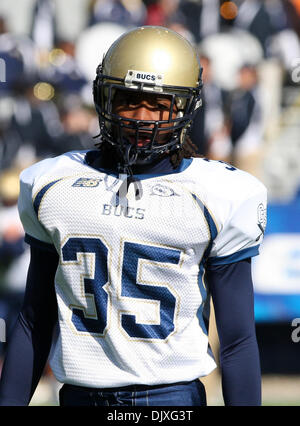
0, 26, 267, 406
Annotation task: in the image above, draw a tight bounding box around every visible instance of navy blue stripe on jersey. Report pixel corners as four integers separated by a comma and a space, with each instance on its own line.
24, 233, 57, 253
203, 205, 218, 261
198, 263, 215, 361
33, 179, 62, 216
192, 193, 217, 340
191, 193, 218, 260
197, 262, 209, 336
208, 245, 260, 266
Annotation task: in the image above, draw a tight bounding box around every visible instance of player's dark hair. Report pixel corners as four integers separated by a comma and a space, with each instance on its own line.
170, 135, 202, 168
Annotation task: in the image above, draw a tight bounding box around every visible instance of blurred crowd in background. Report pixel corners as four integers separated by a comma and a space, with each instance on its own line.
1, 0, 300, 405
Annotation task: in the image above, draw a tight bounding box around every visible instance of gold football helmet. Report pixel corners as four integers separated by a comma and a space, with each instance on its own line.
93, 26, 202, 165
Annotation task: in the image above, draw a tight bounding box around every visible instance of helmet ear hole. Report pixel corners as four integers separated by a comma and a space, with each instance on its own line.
179, 125, 190, 146
175, 97, 186, 111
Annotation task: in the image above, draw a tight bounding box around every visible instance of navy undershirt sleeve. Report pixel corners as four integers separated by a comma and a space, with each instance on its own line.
0, 244, 58, 406
206, 258, 261, 406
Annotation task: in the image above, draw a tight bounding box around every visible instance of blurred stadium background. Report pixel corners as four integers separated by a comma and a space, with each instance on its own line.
0, 0, 300, 406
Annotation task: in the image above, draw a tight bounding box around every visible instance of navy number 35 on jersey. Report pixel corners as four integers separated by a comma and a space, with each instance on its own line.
61, 237, 181, 340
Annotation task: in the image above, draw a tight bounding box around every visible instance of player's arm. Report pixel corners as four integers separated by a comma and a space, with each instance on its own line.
207, 258, 261, 406
0, 244, 58, 406
203, 165, 267, 405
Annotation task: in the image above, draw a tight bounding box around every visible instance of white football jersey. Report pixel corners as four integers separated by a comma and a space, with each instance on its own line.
18, 151, 267, 388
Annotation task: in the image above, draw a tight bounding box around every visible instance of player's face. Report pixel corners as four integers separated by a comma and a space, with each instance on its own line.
112, 90, 178, 147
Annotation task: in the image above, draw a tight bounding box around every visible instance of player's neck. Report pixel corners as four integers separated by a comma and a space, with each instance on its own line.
85, 146, 177, 176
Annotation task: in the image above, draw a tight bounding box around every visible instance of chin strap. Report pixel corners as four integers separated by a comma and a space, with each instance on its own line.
115, 144, 143, 206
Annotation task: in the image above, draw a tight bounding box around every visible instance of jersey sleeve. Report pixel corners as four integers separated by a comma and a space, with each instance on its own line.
18, 166, 55, 250
208, 178, 267, 266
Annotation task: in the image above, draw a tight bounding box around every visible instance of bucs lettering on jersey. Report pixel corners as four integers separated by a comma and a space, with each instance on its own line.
18, 151, 267, 388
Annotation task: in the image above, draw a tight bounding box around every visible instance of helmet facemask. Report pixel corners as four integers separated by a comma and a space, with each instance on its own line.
93, 66, 202, 167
